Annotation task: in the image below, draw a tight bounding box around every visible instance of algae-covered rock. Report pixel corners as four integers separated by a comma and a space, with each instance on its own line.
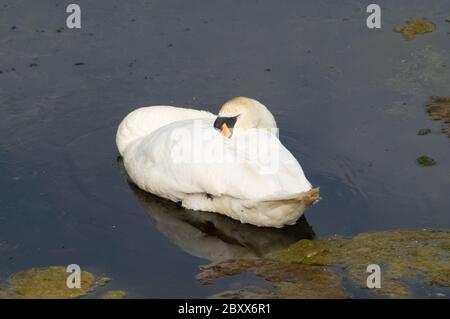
416, 155, 437, 167
102, 290, 126, 299
198, 259, 347, 299
7, 266, 96, 299
199, 230, 450, 298
270, 230, 450, 298
0, 267, 117, 299
394, 18, 436, 40
426, 96, 450, 137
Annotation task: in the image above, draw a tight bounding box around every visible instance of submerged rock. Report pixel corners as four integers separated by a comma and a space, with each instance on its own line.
416, 155, 437, 166
426, 96, 450, 137
394, 18, 436, 40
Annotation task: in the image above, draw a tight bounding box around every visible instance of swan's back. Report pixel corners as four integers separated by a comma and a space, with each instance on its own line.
116, 106, 214, 156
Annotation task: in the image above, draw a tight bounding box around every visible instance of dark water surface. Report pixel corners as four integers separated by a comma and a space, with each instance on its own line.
1, 0, 449, 297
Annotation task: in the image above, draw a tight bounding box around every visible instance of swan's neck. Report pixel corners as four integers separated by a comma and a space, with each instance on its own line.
250, 103, 277, 129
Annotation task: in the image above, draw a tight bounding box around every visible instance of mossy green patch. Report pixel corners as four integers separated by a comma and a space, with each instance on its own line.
440, 241, 450, 250
200, 230, 450, 298
0, 267, 117, 299
102, 290, 126, 299
416, 155, 437, 166
7, 266, 96, 299
394, 18, 436, 40
417, 129, 431, 136
198, 259, 347, 299
426, 96, 450, 137
97, 277, 111, 286
270, 230, 450, 298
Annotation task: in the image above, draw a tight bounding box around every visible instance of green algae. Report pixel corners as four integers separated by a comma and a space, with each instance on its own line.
97, 277, 112, 286
426, 96, 450, 137
199, 230, 450, 298
0, 267, 117, 299
441, 241, 450, 250
394, 18, 436, 40
270, 230, 450, 298
416, 155, 437, 167
210, 288, 277, 299
102, 290, 126, 299
6, 266, 96, 299
417, 129, 431, 136
198, 259, 347, 299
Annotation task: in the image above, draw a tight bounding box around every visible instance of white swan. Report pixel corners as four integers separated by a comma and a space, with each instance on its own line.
116, 97, 319, 228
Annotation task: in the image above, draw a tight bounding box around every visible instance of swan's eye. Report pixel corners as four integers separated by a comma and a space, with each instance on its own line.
213, 116, 238, 137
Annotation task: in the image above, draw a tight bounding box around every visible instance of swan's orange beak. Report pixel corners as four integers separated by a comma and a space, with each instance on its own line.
221, 123, 231, 138
214, 115, 237, 138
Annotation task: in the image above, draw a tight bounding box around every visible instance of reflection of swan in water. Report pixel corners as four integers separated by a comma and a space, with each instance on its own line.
125, 174, 315, 262
131, 183, 315, 262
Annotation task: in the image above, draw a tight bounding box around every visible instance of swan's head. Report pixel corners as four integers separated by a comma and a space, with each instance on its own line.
213, 97, 277, 138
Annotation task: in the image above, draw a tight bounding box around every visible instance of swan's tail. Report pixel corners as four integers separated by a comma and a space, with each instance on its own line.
261, 188, 321, 205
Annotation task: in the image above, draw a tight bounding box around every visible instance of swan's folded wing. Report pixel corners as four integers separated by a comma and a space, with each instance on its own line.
124, 119, 313, 201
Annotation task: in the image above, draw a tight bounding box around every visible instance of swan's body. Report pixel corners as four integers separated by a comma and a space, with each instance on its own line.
117, 97, 319, 228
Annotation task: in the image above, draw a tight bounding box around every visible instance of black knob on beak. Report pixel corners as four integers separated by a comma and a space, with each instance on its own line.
213, 116, 238, 131
214, 116, 238, 137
